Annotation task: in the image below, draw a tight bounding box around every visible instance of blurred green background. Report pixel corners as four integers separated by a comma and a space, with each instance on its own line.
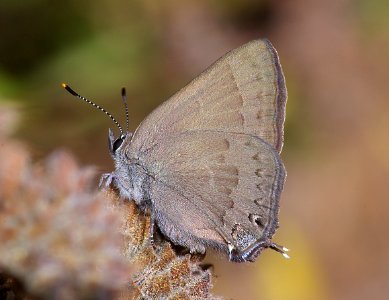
1, 0, 389, 299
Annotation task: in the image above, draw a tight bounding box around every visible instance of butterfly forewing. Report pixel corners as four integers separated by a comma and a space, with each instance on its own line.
129, 39, 286, 157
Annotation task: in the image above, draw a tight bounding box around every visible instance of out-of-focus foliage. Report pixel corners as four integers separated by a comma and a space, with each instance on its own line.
0, 0, 91, 77
256, 223, 328, 300
355, 0, 389, 35
0, 127, 133, 299
1, 0, 389, 299
0, 107, 219, 299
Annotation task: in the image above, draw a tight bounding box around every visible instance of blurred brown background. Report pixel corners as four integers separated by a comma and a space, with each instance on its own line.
1, 0, 388, 299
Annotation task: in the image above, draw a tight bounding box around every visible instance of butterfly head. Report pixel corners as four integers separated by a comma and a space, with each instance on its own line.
108, 128, 132, 155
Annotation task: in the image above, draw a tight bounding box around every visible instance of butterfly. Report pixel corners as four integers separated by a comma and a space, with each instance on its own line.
62, 39, 288, 262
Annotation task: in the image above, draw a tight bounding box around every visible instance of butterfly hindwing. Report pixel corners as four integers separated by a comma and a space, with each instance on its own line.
138, 131, 285, 256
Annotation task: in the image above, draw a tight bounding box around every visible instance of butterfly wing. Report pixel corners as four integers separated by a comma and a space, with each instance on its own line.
123, 39, 287, 260
130, 39, 287, 157
141, 131, 285, 259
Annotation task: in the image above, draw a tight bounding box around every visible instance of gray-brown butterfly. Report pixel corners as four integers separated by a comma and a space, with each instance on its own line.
62, 39, 288, 262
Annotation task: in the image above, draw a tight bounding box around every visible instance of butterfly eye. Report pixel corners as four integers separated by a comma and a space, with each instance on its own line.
112, 137, 124, 152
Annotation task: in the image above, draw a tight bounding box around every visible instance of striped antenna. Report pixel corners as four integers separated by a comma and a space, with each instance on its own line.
121, 87, 129, 133
61, 83, 124, 136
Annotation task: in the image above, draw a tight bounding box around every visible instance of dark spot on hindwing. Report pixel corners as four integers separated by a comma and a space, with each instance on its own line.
254, 198, 271, 210
223, 138, 230, 149
249, 213, 264, 228
255, 168, 262, 177
252, 153, 259, 161
256, 109, 262, 120
256, 183, 264, 193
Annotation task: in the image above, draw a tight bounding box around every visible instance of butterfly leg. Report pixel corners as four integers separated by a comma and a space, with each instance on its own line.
99, 172, 115, 189
148, 208, 156, 246
140, 204, 156, 246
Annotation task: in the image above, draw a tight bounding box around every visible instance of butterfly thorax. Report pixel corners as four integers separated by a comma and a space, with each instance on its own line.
111, 147, 151, 208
